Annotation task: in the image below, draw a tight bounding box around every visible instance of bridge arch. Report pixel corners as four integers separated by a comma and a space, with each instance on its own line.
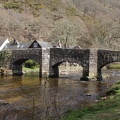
12, 57, 40, 65
97, 50, 120, 80
10, 49, 42, 77
49, 48, 90, 80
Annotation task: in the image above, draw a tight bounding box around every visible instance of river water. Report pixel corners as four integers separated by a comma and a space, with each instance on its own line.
0, 70, 119, 120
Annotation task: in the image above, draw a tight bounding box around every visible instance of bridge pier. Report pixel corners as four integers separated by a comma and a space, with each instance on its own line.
12, 64, 23, 76
41, 48, 50, 77
88, 49, 98, 80
88, 49, 103, 80
49, 66, 59, 78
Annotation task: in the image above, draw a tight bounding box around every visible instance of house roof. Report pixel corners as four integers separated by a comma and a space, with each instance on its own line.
5, 41, 32, 50
68, 45, 81, 49
21, 42, 32, 48
37, 41, 52, 48
4, 40, 52, 50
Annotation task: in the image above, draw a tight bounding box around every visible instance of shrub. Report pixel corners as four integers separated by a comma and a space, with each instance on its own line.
4, 1, 21, 9
24, 60, 38, 68
106, 82, 120, 96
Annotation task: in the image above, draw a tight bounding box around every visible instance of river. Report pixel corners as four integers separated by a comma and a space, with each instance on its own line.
0, 70, 119, 120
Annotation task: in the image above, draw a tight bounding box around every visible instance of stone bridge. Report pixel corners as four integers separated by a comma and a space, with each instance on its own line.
6, 48, 120, 80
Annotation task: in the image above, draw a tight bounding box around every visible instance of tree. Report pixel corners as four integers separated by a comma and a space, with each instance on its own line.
50, 19, 81, 48
89, 22, 120, 50
24, 59, 38, 68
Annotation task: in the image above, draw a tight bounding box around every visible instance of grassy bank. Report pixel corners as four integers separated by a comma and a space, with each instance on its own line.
62, 82, 120, 120
107, 63, 120, 69
23, 67, 39, 73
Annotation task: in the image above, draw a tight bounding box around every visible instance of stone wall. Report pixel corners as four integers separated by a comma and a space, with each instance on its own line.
0, 50, 12, 68
89, 49, 98, 79
42, 48, 50, 77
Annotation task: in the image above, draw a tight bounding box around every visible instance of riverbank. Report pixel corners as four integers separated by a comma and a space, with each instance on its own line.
62, 81, 120, 120
107, 63, 120, 69
23, 67, 39, 74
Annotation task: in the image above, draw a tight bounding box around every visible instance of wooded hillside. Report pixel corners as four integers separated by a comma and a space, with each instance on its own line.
0, 0, 120, 49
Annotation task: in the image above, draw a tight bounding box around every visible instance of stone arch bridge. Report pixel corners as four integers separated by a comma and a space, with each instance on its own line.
6, 48, 120, 80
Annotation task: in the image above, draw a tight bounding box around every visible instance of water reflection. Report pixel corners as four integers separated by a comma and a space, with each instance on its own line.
0, 70, 119, 120
48, 78, 59, 88
12, 76, 23, 86
0, 73, 118, 102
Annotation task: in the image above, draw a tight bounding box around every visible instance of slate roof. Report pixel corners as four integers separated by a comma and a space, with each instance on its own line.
63, 45, 81, 49
37, 41, 52, 48
4, 40, 52, 50
5, 41, 32, 50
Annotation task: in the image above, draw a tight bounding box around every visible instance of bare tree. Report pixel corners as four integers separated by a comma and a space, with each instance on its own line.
50, 19, 81, 48
89, 22, 120, 50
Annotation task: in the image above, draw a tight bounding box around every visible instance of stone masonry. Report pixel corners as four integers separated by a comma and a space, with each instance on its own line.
5, 48, 120, 80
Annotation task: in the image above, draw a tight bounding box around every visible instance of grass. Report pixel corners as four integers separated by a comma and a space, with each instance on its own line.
23, 67, 39, 73
62, 82, 120, 120
2, 0, 62, 16
107, 63, 120, 69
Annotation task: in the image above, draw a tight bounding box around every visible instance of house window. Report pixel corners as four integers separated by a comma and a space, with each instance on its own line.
33, 43, 38, 48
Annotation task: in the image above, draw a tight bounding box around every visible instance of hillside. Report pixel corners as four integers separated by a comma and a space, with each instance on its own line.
0, 0, 120, 49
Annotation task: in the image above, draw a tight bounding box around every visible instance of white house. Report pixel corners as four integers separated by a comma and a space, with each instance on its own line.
0, 38, 9, 51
